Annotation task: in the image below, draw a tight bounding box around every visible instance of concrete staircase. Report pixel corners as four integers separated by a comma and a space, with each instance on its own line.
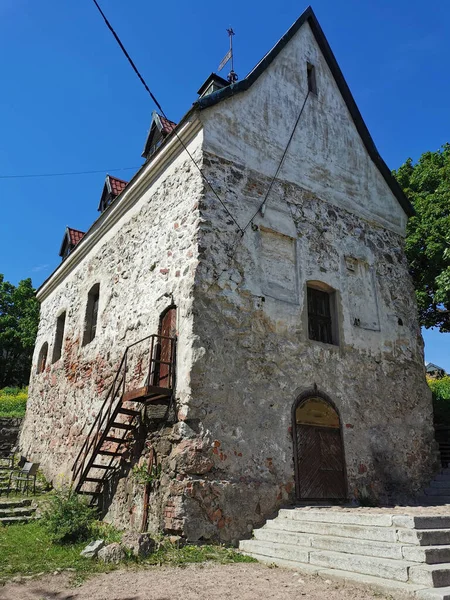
240, 508, 450, 599
0, 499, 36, 525
417, 466, 450, 506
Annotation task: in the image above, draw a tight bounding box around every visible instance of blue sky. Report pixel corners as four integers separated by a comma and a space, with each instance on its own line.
0, 0, 448, 370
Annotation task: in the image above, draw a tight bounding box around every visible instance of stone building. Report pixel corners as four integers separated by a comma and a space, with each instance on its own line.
21, 7, 437, 542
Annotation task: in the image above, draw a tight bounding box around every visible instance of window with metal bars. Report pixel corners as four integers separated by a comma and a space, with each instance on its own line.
83, 284, 100, 346
307, 286, 333, 344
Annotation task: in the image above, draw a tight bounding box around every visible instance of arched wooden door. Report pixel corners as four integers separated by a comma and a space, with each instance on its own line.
293, 395, 346, 500
156, 306, 176, 388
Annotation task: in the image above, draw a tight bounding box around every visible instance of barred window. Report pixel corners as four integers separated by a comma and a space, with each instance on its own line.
307, 284, 338, 345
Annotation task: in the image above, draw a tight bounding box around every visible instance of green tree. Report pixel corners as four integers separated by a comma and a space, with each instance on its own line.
394, 143, 450, 332
0, 275, 39, 387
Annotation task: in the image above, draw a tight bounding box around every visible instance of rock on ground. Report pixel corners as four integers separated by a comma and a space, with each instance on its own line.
97, 542, 126, 564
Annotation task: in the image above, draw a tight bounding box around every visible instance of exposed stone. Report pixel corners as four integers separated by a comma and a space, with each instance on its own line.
80, 539, 104, 558
121, 532, 155, 558
97, 542, 126, 564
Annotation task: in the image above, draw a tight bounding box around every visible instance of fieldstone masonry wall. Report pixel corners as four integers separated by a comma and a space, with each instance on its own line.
21, 17, 438, 543
20, 137, 204, 525
0, 418, 22, 456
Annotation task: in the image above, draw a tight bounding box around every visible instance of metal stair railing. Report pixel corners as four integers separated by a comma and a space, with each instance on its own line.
71, 333, 176, 491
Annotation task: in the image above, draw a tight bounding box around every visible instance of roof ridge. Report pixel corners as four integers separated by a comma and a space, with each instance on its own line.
194, 6, 413, 218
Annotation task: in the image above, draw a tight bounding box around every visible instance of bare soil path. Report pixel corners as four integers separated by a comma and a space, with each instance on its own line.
0, 562, 395, 600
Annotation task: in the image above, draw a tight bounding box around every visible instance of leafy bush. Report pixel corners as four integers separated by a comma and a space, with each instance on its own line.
428, 376, 450, 425
41, 489, 98, 544
0, 387, 27, 417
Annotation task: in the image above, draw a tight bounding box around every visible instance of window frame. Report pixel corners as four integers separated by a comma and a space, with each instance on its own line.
52, 311, 66, 363
83, 284, 100, 346
37, 342, 49, 374
306, 281, 339, 346
307, 62, 317, 95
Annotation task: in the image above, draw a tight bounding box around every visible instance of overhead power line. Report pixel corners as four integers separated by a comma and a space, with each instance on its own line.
91, 0, 244, 234
0, 167, 138, 180
241, 90, 310, 234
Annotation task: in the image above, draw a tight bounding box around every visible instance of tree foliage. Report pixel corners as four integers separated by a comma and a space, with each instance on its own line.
394, 144, 450, 331
428, 376, 450, 425
0, 275, 39, 388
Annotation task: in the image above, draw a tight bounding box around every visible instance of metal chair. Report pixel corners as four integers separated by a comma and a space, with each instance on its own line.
7, 462, 40, 496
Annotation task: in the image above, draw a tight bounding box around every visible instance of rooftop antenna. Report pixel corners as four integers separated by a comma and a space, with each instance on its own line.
218, 27, 238, 84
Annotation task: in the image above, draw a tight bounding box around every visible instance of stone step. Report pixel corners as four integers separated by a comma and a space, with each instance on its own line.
0, 515, 37, 525
267, 516, 398, 542
0, 498, 32, 509
434, 474, 450, 482
249, 551, 433, 597
0, 506, 36, 518
409, 564, 450, 588
279, 508, 393, 527
430, 481, 450, 490
240, 539, 414, 583
416, 586, 450, 600
240, 539, 310, 564
425, 489, 450, 497
403, 546, 450, 565
308, 547, 413, 583
398, 529, 450, 546
254, 527, 404, 560
417, 498, 450, 506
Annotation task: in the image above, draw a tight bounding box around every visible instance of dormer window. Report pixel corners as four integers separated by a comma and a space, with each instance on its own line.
197, 73, 229, 99
98, 174, 128, 213
141, 111, 177, 160
59, 227, 85, 260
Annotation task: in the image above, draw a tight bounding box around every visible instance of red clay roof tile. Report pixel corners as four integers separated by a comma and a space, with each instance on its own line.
108, 175, 128, 197
160, 115, 177, 136
67, 228, 85, 247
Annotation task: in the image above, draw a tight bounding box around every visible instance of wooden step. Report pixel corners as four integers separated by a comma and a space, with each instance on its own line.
122, 385, 172, 403
104, 436, 124, 443
78, 490, 101, 495
91, 464, 110, 469
97, 450, 124, 457
111, 422, 134, 430
84, 477, 104, 483
117, 407, 140, 417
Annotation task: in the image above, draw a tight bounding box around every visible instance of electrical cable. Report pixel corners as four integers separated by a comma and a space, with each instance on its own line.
91, 0, 244, 234
208, 91, 311, 289
241, 90, 310, 233
0, 167, 138, 180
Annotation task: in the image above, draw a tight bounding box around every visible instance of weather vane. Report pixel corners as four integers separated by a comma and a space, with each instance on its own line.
218, 27, 238, 84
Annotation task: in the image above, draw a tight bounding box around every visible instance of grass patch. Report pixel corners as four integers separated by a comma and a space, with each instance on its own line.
0, 387, 27, 418
0, 519, 254, 583
146, 541, 256, 566
0, 520, 117, 581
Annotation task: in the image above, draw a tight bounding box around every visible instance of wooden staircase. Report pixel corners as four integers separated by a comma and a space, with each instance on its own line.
71, 333, 176, 502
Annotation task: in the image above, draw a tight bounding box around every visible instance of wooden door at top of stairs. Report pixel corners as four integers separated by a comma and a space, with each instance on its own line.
157, 307, 176, 388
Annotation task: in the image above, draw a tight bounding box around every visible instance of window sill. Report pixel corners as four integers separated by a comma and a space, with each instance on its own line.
307, 338, 340, 351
